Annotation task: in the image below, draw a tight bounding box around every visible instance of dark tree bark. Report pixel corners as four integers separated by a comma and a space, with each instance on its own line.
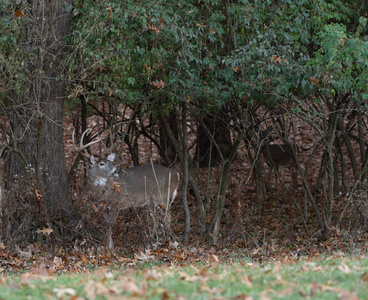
33, 0, 72, 218
194, 110, 233, 168
159, 111, 179, 165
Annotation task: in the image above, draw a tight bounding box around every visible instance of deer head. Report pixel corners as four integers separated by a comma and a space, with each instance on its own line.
88, 153, 117, 186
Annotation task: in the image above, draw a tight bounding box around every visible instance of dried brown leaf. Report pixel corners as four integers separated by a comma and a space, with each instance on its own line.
119, 277, 141, 294
36, 227, 53, 236
84, 281, 96, 300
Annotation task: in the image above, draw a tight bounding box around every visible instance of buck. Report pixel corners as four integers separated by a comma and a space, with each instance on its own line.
261, 142, 297, 190
73, 129, 180, 249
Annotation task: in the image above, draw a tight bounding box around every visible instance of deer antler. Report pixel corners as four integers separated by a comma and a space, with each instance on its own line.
99, 129, 120, 158
72, 128, 102, 158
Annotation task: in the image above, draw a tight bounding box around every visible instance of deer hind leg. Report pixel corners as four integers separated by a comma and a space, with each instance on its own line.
147, 203, 175, 242
164, 210, 177, 241
157, 205, 175, 241
273, 166, 279, 192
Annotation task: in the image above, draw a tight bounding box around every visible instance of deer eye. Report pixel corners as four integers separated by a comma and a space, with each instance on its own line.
99, 162, 105, 167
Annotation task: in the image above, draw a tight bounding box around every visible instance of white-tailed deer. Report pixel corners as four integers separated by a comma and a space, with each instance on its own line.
261, 142, 297, 191
73, 129, 180, 249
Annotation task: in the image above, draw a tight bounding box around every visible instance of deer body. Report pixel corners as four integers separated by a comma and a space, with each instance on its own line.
261, 143, 297, 190
73, 130, 179, 249
88, 153, 179, 209
117, 164, 179, 208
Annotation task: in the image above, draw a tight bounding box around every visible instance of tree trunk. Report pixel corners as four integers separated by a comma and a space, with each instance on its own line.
159, 111, 179, 165
4, 0, 72, 244
181, 101, 190, 244
158, 109, 207, 231
212, 138, 241, 245
34, 0, 72, 218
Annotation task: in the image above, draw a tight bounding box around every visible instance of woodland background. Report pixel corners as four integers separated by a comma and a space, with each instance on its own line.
0, 0, 368, 257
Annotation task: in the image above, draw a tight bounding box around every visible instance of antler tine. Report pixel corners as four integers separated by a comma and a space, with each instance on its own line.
72, 128, 102, 158
100, 130, 120, 157
79, 128, 91, 149
72, 129, 79, 151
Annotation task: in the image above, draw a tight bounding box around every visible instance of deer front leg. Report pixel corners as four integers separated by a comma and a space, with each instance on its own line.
106, 226, 114, 250
291, 162, 297, 191
265, 164, 276, 194
104, 205, 119, 250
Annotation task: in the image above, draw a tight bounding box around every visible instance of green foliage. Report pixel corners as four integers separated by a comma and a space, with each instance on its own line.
0, 2, 43, 99
66, 0, 367, 111
309, 22, 368, 98
1, 0, 366, 111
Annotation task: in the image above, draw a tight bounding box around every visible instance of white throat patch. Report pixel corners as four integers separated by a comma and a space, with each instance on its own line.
94, 177, 108, 186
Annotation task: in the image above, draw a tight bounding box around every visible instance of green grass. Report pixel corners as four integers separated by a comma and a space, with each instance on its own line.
1, 256, 368, 299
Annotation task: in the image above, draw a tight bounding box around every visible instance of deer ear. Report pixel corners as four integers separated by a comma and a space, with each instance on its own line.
90, 155, 96, 165
107, 153, 115, 162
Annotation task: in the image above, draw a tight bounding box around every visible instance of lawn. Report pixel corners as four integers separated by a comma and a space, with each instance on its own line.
1, 253, 367, 299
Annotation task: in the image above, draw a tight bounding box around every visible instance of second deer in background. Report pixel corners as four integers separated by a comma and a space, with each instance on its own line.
73, 129, 180, 250
261, 142, 297, 191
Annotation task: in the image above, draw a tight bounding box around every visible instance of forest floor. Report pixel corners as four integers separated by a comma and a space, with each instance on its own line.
1, 125, 367, 276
